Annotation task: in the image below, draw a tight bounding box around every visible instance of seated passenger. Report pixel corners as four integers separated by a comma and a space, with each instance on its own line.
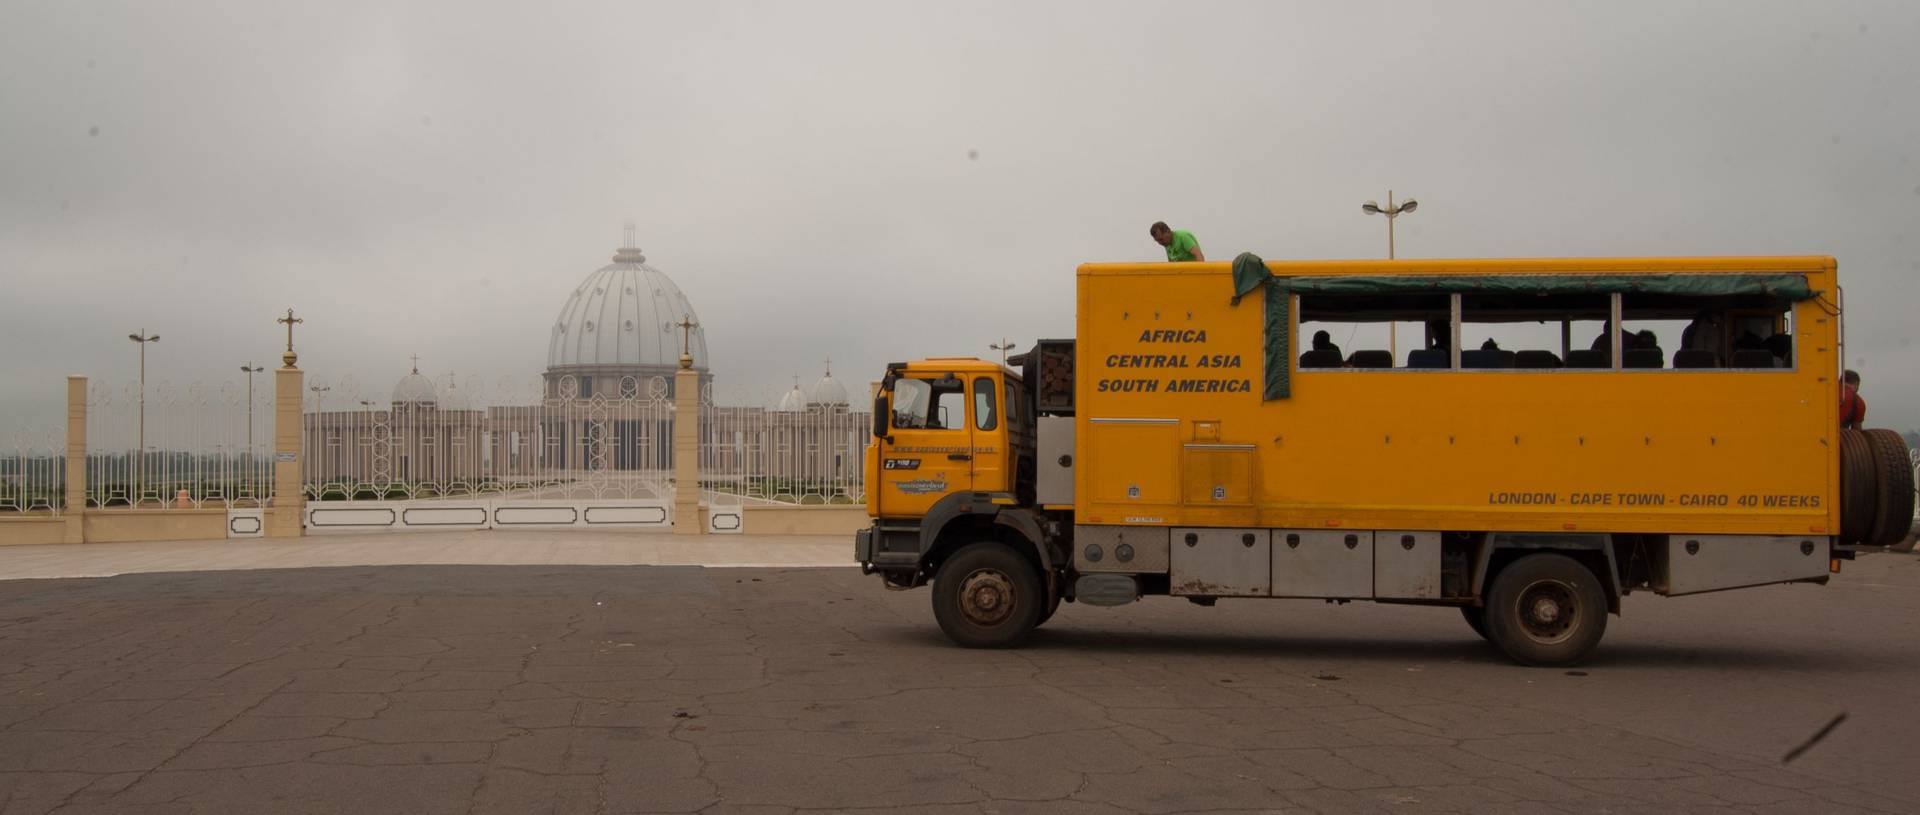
1681, 310, 1723, 356
1764, 332, 1792, 366
1425, 318, 1451, 352
1311, 330, 1342, 359
1480, 338, 1500, 351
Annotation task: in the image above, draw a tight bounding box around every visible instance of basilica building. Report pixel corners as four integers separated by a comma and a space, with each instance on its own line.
301, 232, 868, 500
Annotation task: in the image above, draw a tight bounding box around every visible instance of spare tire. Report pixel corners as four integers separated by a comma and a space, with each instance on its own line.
1838, 430, 1877, 545
1865, 428, 1916, 547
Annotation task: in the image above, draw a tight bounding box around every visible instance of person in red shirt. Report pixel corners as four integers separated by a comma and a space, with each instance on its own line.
1839, 369, 1866, 429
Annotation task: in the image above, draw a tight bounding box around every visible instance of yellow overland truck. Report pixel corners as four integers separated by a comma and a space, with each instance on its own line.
855, 256, 1913, 665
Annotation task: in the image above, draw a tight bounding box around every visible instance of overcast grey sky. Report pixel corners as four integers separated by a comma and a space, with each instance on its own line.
2, 0, 1916, 429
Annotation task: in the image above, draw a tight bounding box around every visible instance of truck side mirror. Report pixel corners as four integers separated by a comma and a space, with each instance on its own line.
872, 393, 890, 441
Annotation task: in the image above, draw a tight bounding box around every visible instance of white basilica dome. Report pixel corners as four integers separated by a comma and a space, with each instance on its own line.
548, 241, 709, 371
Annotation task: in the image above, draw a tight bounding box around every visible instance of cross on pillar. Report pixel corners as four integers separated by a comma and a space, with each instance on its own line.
277, 309, 304, 368
675, 315, 699, 369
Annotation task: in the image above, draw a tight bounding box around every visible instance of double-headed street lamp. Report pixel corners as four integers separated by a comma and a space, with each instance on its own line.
1361, 190, 1418, 260
989, 338, 1017, 366
1361, 192, 1420, 358
128, 330, 160, 496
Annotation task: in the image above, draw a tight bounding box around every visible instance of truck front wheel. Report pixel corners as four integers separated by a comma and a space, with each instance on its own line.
932, 543, 1043, 648
1483, 553, 1608, 667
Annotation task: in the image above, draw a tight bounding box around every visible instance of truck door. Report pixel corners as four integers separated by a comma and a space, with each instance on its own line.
876, 374, 974, 518
967, 374, 1007, 494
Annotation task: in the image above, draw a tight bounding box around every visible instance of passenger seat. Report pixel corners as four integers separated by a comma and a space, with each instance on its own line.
1406, 349, 1448, 369
1513, 351, 1563, 369
1566, 349, 1610, 369
1461, 349, 1509, 369
1672, 350, 1719, 369
1730, 349, 1778, 368
1623, 348, 1664, 369
1347, 350, 1393, 369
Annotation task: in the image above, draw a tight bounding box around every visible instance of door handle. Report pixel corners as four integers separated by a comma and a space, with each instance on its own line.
947, 453, 973, 461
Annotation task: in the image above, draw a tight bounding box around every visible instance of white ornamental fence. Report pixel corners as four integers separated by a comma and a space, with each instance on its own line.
84, 379, 272, 509
0, 427, 65, 515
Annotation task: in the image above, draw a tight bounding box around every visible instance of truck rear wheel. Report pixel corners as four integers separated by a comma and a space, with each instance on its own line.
1864, 429, 1916, 547
1483, 553, 1608, 667
932, 543, 1043, 648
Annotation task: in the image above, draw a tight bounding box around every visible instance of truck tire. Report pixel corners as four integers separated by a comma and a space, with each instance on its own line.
1865, 429, 1916, 547
1461, 606, 1490, 641
932, 543, 1043, 648
1483, 553, 1608, 667
1839, 430, 1876, 545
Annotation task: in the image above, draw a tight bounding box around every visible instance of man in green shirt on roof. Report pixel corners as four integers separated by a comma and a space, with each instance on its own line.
1149, 221, 1204, 262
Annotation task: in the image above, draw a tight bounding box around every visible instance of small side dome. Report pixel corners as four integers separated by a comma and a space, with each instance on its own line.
775, 377, 808, 413
392, 360, 437, 406
438, 377, 473, 411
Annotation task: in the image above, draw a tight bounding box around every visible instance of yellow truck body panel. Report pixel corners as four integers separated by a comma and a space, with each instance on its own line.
1073, 256, 1840, 537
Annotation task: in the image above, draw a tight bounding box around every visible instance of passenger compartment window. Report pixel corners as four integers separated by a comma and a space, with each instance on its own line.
1297, 292, 1450, 370
1622, 292, 1794, 370
1459, 292, 1610, 370
1297, 281, 1797, 373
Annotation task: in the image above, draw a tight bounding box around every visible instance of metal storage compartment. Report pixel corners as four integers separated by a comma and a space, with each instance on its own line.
1272, 530, 1373, 598
1664, 534, 1828, 595
1170, 528, 1271, 596
1373, 530, 1442, 598
1036, 416, 1075, 505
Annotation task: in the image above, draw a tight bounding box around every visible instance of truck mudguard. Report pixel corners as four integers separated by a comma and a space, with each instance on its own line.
916, 491, 1052, 572
1473, 533, 1622, 612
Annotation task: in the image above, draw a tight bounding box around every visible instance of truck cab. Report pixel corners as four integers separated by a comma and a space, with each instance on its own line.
857, 359, 1055, 610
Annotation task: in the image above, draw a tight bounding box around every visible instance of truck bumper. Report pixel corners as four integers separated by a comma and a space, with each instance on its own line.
854, 526, 874, 570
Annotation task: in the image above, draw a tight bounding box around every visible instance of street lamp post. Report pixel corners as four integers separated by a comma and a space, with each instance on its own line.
1361, 191, 1420, 358
128, 330, 160, 500
240, 363, 263, 450
1360, 190, 1418, 260
241, 363, 264, 492
989, 338, 1017, 366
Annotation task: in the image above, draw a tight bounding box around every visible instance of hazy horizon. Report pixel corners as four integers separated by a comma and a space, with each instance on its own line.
4, 1, 1916, 432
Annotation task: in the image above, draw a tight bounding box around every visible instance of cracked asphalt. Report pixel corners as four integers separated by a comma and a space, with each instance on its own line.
2, 551, 1918, 814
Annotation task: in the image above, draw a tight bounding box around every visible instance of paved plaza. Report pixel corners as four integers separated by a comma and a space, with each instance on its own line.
0, 535, 1917, 814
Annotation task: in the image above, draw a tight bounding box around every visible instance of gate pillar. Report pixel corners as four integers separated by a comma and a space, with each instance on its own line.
266, 360, 305, 538
672, 366, 703, 535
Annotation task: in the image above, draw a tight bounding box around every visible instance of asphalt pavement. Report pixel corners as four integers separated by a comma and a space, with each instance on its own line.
1, 551, 1917, 814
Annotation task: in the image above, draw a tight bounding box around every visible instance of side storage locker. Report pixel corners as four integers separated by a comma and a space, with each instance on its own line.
1374, 530, 1442, 598
1170, 528, 1270, 596
1272, 530, 1373, 598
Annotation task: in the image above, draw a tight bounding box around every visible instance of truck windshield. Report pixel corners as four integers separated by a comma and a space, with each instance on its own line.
892, 376, 967, 429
